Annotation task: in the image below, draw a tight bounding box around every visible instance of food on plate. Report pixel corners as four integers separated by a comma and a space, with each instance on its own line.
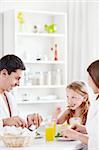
55, 132, 62, 138
0, 126, 33, 147
35, 131, 43, 139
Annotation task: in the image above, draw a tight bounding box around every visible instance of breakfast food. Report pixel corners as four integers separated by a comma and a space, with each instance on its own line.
1, 126, 33, 147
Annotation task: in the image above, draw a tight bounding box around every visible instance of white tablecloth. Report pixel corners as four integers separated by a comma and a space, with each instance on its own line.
0, 138, 83, 150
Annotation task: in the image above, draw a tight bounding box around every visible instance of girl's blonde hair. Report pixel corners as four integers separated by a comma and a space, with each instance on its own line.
66, 81, 90, 125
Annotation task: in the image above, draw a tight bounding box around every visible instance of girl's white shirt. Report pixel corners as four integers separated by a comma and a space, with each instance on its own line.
86, 97, 99, 150
0, 91, 19, 126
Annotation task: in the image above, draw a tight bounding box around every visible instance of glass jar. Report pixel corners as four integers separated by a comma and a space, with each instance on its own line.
56, 69, 61, 85
47, 71, 51, 85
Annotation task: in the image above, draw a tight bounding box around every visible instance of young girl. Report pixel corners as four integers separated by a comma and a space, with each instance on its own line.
57, 81, 90, 125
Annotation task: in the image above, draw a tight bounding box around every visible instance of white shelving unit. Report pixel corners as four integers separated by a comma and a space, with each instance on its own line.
3, 10, 67, 108
18, 99, 66, 105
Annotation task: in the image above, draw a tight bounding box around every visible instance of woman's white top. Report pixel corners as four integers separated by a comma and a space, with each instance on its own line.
86, 97, 99, 150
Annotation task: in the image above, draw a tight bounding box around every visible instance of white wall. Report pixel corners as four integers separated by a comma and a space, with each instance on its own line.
0, 0, 99, 116
1, 0, 99, 82
67, 1, 99, 83
0, 13, 3, 57
87, 2, 99, 63
0, 1, 67, 12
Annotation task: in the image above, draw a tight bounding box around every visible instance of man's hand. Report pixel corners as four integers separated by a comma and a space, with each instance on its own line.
3, 116, 27, 128
27, 113, 43, 128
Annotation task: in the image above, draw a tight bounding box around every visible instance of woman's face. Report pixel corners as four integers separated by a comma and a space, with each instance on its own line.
66, 88, 85, 110
88, 73, 99, 94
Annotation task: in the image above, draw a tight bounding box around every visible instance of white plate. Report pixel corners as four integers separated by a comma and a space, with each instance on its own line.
55, 137, 75, 141
35, 134, 43, 139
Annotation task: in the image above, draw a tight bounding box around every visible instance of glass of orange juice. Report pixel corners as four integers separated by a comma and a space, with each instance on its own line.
45, 122, 54, 142
53, 121, 56, 136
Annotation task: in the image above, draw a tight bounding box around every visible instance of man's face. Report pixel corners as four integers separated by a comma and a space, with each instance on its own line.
2, 69, 23, 91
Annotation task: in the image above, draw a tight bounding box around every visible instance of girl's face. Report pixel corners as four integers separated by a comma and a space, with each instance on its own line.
66, 88, 85, 110
88, 73, 99, 94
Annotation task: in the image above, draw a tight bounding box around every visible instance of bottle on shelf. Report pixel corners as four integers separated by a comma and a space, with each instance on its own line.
22, 93, 29, 101
50, 47, 54, 61
35, 72, 40, 85
47, 71, 51, 85
54, 44, 58, 61
33, 25, 38, 33
40, 71, 44, 85
43, 54, 48, 61
36, 50, 42, 61
24, 71, 28, 86
17, 11, 25, 32
56, 69, 61, 85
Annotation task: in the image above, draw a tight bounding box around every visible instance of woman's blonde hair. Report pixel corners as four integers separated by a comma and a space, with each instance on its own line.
66, 81, 90, 125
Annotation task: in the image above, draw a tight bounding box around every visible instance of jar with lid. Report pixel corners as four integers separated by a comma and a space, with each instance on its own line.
56, 69, 61, 85
47, 71, 51, 85
35, 72, 40, 85
40, 71, 44, 85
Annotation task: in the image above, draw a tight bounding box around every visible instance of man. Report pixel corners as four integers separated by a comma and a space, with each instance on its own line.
0, 54, 42, 128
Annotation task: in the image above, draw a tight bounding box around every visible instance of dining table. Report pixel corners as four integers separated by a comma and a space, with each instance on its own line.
0, 137, 84, 150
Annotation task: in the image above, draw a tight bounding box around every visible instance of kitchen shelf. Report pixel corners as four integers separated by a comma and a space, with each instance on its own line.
16, 32, 65, 37
24, 61, 65, 64
17, 85, 66, 89
18, 99, 66, 104
3, 9, 67, 104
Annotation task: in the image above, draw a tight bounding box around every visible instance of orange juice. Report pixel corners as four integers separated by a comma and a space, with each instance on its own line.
45, 126, 54, 141
53, 122, 56, 136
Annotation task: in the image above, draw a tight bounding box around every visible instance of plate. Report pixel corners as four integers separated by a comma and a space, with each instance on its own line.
34, 131, 43, 139
55, 137, 75, 141
35, 134, 43, 139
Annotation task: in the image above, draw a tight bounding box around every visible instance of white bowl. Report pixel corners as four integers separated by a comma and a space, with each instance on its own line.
1, 134, 32, 147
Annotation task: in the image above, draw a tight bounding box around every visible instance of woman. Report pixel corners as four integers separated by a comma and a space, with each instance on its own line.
61, 60, 99, 150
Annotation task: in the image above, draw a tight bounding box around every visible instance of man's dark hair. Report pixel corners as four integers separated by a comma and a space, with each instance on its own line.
0, 54, 26, 75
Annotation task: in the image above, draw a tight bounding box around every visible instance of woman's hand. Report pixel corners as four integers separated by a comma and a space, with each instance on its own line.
71, 124, 87, 134
61, 126, 80, 140
61, 124, 88, 143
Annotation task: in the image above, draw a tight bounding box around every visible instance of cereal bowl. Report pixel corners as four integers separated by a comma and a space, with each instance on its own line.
0, 126, 33, 147
1, 134, 32, 147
